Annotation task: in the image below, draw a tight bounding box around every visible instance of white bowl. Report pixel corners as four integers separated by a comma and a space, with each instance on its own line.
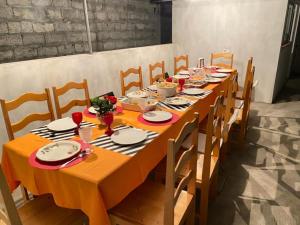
156, 82, 177, 97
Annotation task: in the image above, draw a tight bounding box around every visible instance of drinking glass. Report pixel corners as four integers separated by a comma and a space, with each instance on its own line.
178, 78, 185, 92
72, 112, 83, 135
103, 112, 114, 136
79, 127, 93, 153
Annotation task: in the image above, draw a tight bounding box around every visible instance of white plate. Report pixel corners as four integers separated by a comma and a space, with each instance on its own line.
179, 70, 190, 75
210, 73, 228, 78
36, 140, 81, 162
142, 111, 173, 122
88, 106, 98, 114
127, 90, 148, 98
206, 78, 222, 83
148, 85, 157, 91
216, 68, 234, 73
111, 128, 147, 145
174, 75, 190, 79
183, 88, 206, 95
47, 117, 77, 132
165, 97, 190, 106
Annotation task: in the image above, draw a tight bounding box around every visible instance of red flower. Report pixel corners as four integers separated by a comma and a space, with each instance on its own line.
106, 96, 117, 104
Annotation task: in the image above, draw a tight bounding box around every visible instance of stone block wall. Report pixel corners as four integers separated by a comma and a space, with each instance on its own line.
0, 0, 161, 63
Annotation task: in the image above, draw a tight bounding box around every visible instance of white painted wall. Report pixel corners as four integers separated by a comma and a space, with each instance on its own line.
0, 44, 174, 154
172, 0, 288, 103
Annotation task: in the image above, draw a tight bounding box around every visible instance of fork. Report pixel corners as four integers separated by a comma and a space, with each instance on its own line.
59, 150, 89, 168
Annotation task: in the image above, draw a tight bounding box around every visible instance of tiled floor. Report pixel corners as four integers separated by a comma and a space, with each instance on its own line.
208, 78, 300, 225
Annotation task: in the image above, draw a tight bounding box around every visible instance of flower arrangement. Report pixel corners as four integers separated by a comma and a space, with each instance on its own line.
91, 95, 117, 116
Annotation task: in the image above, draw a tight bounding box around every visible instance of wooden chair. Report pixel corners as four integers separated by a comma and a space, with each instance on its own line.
149, 61, 165, 85
233, 67, 255, 145
185, 96, 223, 225
235, 57, 254, 108
120, 66, 143, 96
0, 164, 87, 225
52, 79, 91, 119
0, 89, 55, 201
210, 52, 234, 69
109, 113, 199, 225
0, 89, 55, 141
174, 55, 189, 74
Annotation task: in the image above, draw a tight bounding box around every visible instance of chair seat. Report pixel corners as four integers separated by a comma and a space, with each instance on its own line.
235, 99, 244, 109
109, 180, 193, 225
18, 195, 86, 225
233, 107, 243, 125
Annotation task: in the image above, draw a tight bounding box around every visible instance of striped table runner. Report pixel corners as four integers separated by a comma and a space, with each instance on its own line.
31, 121, 96, 141
90, 125, 159, 156
157, 98, 197, 112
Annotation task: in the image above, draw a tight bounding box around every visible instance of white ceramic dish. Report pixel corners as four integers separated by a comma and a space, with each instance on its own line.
179, 70, 190, 75
174, 75, 190, 80
156, 82, 177, 97
183, 88, 206, 95
111, 128, 147, 145
88, 106, 98, 114
127, 90, 148, 98
47, 117, 77, 132
216, 68, 234, 73
205, 78, 222, 83
142, 111, 173, 122
36, 140, 81, 162
165, 97, 190, 106
205, 65, 220, 69
210, 73, 228, 78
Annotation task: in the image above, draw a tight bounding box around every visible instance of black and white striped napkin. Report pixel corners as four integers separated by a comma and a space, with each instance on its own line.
30, 121, 96, 141
90, 125, 159, 156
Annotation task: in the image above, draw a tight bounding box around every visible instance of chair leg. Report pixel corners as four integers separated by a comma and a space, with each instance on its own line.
20, 185, 30, 201
199, 185, 209, 225
186, 199, 195, 225
209, 171, 219, 201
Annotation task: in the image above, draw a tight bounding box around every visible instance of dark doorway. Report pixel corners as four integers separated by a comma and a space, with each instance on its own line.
290, 18, 300, 77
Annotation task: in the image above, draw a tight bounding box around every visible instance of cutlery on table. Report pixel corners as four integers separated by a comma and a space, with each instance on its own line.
59, 150, 89, 168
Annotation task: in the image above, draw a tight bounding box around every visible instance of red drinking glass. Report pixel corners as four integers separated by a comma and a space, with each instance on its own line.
178, 78, 185, 92
103, 112, 114, 136
72, 112, 83, 135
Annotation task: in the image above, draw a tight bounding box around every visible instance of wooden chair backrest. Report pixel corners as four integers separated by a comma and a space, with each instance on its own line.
149, 61, 165, 85
242, 57, 254, 99
202, 96, 223, 182
211, 52, 234, 69
0, 89, 55, 141
120, 66, 143, 96
241, 67, 255, 126
174, 55, 189, 74
52, 79, 90, 119
0, 164, 23, 225
164, 113, 199, 225
223, 72, 238, 142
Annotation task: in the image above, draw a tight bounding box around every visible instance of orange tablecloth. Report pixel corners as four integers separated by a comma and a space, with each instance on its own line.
1, 78, 229, 225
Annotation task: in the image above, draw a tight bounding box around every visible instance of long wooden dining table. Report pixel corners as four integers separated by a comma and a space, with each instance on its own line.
1, 76, 231, 225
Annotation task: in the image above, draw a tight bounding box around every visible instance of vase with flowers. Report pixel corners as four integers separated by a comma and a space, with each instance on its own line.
91, 95, 117, 136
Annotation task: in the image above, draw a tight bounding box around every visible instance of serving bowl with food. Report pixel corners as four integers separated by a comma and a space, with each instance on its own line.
156, 82, 177, 98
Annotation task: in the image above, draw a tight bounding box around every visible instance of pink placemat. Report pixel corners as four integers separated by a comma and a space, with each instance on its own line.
83, 108, 96, 118
28, 140, 88, 170
137, 112, 180, 126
